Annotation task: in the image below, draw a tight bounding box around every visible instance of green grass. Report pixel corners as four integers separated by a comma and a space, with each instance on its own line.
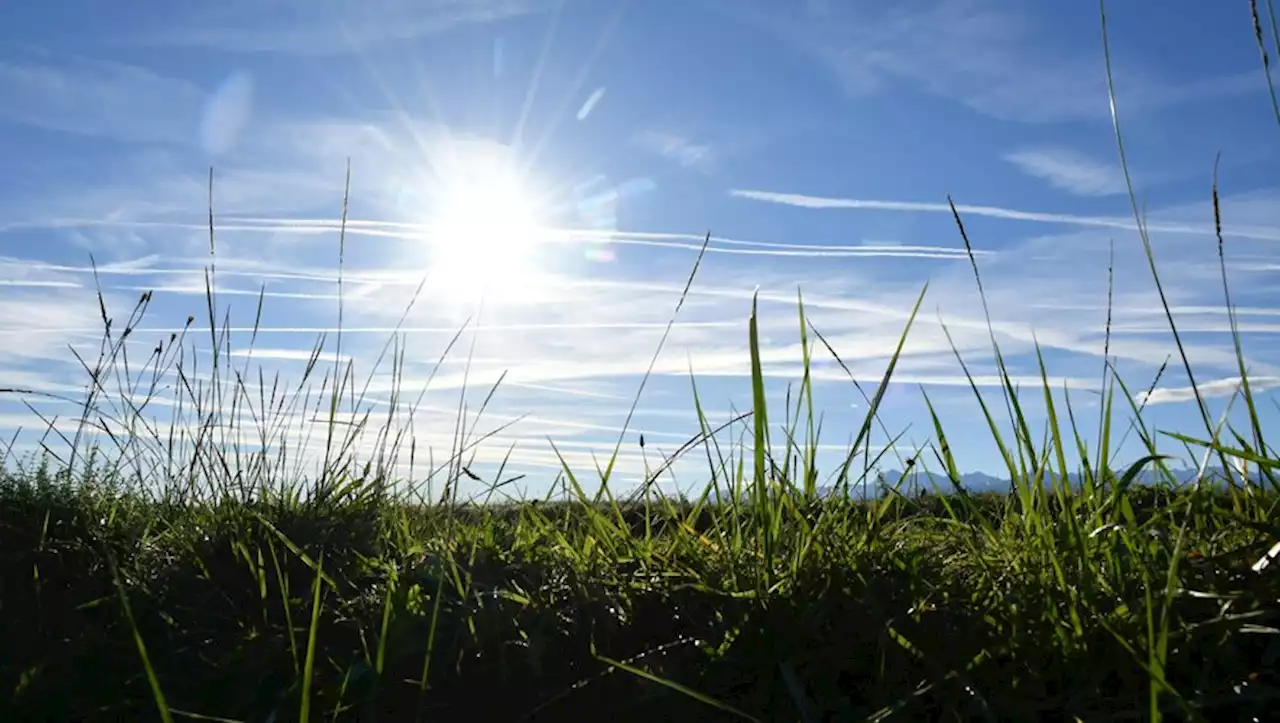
2, 3, 1280, 720
2, 446, 1277, 721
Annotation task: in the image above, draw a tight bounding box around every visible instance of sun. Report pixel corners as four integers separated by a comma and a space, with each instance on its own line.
419, 139, 551, 307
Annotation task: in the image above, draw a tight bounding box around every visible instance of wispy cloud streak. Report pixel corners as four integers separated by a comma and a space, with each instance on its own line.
576, 87, 606, 120
1002, 148, 1128, 197
728, 190, 1280, 241
137, 0, 556, 54
1138, 376, 1280, 405
5, 218, 986, 260
0, 58, 204, 143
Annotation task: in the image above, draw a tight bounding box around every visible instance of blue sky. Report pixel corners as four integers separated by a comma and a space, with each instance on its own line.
1, 0, 1278, 498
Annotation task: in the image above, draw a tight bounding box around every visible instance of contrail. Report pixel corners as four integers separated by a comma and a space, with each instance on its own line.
5, 217, 987, 258
728, 189, 1280, 242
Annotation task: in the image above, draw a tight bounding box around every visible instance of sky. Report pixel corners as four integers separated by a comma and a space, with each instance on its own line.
1, 0, 1279, 500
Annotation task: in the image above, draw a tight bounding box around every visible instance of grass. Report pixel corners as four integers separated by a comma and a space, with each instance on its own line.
3, 3, 1280, 720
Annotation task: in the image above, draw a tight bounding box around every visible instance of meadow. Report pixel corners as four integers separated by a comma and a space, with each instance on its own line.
3, 5, 1280, 722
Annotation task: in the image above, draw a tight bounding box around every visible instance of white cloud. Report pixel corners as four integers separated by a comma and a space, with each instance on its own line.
577, 87, 607, 121
0, 220, 1259, 492
136, 0, 556, 55
1002, 148, 1128, 196
20, 180, 1272, 397
708, 0, 1262, 123
0, 280, 81, 288
230, 348, 354, 365
1137, 376, 1280, 405
0, 287, 133, 363
11, 216, 986, 263
730, 184, 1280, 386
201, 71, 255, 155
728, 189, 1280, 242
0, 152, 353, 236
634, 131, 716, 173
6, 97, 1278, 493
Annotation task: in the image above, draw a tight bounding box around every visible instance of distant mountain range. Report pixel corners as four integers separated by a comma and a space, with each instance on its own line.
818, 466, 1250, 498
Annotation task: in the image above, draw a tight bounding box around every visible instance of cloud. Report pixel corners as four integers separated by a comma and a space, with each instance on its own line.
137, 0, 555, 55
6, 98, 1276, 492
201, 71, 255, 155
728, 189, 1280, 242
726, 184, 1280, 388
0, 57, 205, 144
1002, 148, 1128, 197
0, 280, 81, 289
0, 150, 354, 235
576, 87, 607, 121
13, 216, 986, 262
25, 192, 1269, 393
1137, 376, 1280, 405
634, 131, 716, 173
230, 348, 353, 365
0, 286, 141, 365
0, 214, 1258, 492
710, 0, 1262, 123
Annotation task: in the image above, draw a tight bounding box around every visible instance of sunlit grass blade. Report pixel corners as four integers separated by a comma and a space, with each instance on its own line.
1098, 0, 1231, 480
1210, 157, 1267, 488
107, 549, 174, 723
595, 654, 762, 722
300, 551, 326, 723
600, 232, 711, 490
824, 283, 928, 494
948, 196, 1034, 478
746, 290, 774, 588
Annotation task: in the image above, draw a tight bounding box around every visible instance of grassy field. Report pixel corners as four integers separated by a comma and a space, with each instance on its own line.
2, 464, 1276, 722
3, 3, 1280, 721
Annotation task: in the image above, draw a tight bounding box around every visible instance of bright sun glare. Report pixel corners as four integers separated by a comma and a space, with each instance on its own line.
422, 139, 550, 307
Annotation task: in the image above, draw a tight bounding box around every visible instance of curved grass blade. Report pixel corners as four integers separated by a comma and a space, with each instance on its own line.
595, 654, 762, 722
